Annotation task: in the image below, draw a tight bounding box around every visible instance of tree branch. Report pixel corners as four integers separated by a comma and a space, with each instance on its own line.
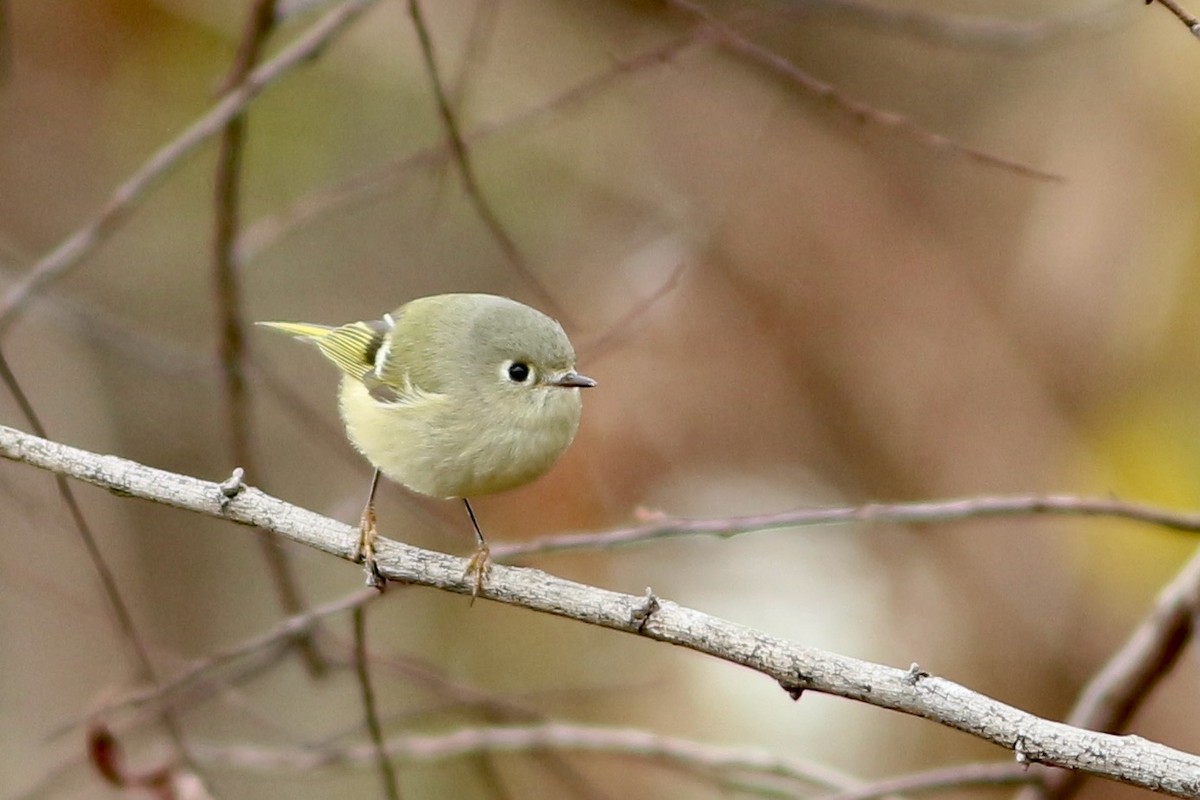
190, 722, 1031, 798
404, 0, 564, 320
0, 0, 377, 334
1147, 0, 1200, 37
1018, 545, 1200, 800
666, 0, 1063, 182
2, 423, 1199, 798
492, 494, 1200, 561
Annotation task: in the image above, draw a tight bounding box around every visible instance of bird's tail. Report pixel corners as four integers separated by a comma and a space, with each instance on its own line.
256, 321, 337, 341
257, 319, 386, 379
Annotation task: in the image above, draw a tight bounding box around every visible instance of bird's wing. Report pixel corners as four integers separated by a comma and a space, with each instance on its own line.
371, 304, 451, 404
260, 318, 409, 401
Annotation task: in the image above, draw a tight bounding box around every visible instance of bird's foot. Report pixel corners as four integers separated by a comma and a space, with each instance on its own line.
354, 502, 385, 590
464, 543, 491, 604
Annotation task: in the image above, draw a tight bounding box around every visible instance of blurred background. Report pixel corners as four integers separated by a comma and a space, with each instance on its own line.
2, 0, 1200, 797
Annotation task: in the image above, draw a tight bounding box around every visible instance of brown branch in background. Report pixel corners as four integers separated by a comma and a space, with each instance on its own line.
491, 493, 1200, 560
446, 0, 499, 109
91, 585, 607, 800
191, 721, 890, 788
61, 590, 379, 740
249, 355, 370, 465
220, 0, 280, 94
783, 0, 1128, 51
818, 761, 1033, 800
353, 607, 403, 800
1147, 0, 1200, 37
0, 350, 204, 788
580, 261, 688, 363
236, 31, 697, 266
360, 649, 610, 800
404, 0, 565, 321
192, 723, 1032, 798
666, 0, 1064, 182
0, 0, 378, 335
214, 0, 326, 678
1017, 545, 1200, 800
0, 0, 11, 81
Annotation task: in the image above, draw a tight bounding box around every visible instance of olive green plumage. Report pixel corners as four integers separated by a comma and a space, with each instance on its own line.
259, 293, 594, 500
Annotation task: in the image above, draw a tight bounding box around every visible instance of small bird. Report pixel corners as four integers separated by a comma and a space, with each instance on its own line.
259, 293, 595, 597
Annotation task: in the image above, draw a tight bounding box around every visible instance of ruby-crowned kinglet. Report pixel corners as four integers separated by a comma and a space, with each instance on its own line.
259, 293, 595, 594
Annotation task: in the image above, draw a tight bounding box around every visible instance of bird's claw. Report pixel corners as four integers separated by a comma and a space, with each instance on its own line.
465, 544, 491, 604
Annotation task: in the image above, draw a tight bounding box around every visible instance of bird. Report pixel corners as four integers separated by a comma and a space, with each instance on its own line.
259, 293, 595, 598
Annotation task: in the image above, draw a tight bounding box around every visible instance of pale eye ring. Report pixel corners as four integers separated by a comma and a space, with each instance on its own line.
503, 360, 534, 383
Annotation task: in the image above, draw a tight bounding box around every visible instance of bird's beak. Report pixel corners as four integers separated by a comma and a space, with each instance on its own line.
553, 371, 596, 388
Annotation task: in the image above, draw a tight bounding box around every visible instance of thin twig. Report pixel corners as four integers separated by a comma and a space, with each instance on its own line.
195, 724, 1033, 800
213, 0, 326, 678
359, 649, 611, 800
666, 0, 1063, 182
57, 590, 378, 738
237, 32, 697, 264
1147, 0, 1200, 37
404, 0, 563, 320
1, 425, 1199, 797
353, 606, 402, 799
192, 721, 886, 790
0, 353, 203, 787
0, 0, 377, 334
580, 261, 688, 362
491, 493, 1200, 560
1017, 545, 1200, 800
819, 761, 1034, 800
220, 0, 281, 94
446, 0, 499, 109
782, 0, 1129, 51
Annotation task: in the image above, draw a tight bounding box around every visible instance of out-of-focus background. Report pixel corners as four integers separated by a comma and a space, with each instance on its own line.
3, 1, 1200, 797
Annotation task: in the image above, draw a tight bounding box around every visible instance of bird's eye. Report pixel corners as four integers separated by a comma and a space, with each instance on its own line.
506, 361, 532, 383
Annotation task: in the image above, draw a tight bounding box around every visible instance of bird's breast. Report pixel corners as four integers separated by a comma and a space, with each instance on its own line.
338, 379, 582, 499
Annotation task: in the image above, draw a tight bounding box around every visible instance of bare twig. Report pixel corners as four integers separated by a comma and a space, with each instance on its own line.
1147, 0, 1200, 37
352, 607, 402, 799
195, 723, 1033, 800
666, 0, 1063, 182
191, 721, 892, 790
59, 590, 378, 737
784, 0, 1128, 50
0, 0, 377, 334
0, 352, 203, 786
446, 0, 499, 109
1068, 545, 1200, 729
404, 0, 563, 320
580, 261, 688, 363
214, 0, 326, 678
491, 494, 1200, 560
0, 352, 153, 690
819, 761, 1033, 800
237, 32, 697, 264
1018, 545, 1200, 800
2, 425, 1199, 797
105, 584, 604, 799
220, 0, 281, 94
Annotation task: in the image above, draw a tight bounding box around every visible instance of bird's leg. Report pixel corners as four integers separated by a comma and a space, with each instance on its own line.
463, 498, 491, 602
354, 469, 385, 589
